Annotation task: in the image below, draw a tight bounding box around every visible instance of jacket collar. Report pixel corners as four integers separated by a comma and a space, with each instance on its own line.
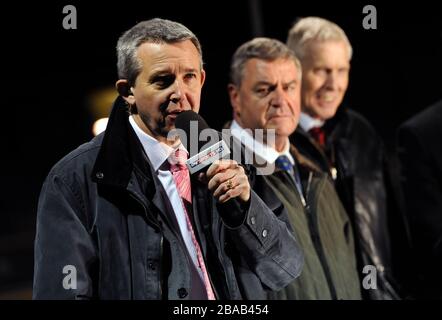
289, 144, 321, 173
323, 104, 350, 139
292, 105, 351, 147
91, 96, 154, 192
128, 115, 177, 172
295, 104, 349, 138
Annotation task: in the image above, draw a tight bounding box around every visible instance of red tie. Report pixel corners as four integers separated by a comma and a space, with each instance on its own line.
309, 126, 326, 147
169, 148, 216, 300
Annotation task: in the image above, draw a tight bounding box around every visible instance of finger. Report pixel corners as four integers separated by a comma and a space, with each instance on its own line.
206, 159, 239, 179
218, 185, 244, 203
207, 164, 244, 191
213, 176, 236, 198
219, 174, 250, 202
210, 164, 247, 192
208, 170, 236, 192
214, 172, 249, 201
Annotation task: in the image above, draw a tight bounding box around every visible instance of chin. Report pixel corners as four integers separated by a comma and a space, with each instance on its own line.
275, 126, 294, 138
315, 106, 338, 120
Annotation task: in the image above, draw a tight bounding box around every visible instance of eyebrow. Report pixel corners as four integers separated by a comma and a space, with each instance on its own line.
254, 79, 298, 87
284, 80, 298, 86
254, 81, 275, 87
149, 69, 172, 80
183, 68, 199, 74
148, 68, 199, 82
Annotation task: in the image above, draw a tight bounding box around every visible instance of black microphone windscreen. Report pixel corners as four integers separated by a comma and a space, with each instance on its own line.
175, 110, 209, 135
175, 111, 219, 157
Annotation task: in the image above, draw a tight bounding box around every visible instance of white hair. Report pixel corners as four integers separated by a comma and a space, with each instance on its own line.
286, 17, 353, 61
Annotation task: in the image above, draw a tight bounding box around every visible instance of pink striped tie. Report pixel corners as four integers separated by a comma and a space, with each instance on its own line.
169, 148, 216, 300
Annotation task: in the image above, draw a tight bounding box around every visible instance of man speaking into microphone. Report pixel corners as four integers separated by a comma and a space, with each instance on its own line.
33, 18, 303, 300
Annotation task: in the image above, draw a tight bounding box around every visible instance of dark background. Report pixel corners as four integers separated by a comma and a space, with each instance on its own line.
1, 0, 441, 298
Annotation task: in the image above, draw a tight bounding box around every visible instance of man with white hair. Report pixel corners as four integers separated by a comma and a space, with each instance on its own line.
287, 17, 408, 299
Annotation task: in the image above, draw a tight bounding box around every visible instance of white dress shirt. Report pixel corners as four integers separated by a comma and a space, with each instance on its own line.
230, 120, 305, 200
299, 112, 325, 132
230, 120, 295, 166
129, 116, 204, 282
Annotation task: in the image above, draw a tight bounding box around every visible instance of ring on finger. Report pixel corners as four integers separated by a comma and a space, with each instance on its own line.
226, 179, 234, 190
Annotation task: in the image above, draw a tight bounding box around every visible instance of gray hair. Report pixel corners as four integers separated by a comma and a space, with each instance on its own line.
116, 18, 203, 86
287, 17, 353, 61
229, 37, 302, 87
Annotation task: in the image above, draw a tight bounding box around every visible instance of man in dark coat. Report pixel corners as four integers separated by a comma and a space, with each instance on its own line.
287, 17, 409, 299
32, 18, 303, 300
226, 37, 361, 299
398, 99, 442, 299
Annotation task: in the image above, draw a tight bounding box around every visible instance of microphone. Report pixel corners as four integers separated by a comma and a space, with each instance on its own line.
175, 111, 248, 226
175, 111, 231, 174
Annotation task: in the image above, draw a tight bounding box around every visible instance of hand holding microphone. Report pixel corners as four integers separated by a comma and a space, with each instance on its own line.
175, 111, 251, 204
206, 159, 250, 203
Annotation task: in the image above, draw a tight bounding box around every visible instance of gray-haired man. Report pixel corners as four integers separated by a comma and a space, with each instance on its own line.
226, 37, 361, 299
33, 18, 302, 299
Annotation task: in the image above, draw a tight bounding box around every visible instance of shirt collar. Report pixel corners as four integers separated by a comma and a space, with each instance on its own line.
299, 112, 325, 132
230, 120, 294, 165
129, 115, 182, 171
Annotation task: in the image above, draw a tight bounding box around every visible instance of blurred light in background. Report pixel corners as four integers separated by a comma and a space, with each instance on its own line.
92, 117, 109, 136
87, 86, 117, 136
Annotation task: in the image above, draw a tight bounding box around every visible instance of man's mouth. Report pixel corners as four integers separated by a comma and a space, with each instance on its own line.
317, 93, 336, 103
268, 113, 292, 120
165, 110, 184, 121
167, 113, 178, 120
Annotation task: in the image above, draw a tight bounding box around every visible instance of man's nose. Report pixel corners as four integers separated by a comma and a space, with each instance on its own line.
270, 86, 287, 108
170, 80, 184, 104
324, 71, 338, 90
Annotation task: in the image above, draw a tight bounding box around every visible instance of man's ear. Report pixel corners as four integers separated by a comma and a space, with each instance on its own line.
115, 79, 135, 104
227, 83, 241, 118
200, 69, 206, 87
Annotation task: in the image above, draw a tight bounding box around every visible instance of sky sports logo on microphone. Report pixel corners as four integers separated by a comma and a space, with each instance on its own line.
187, 140, 231, 174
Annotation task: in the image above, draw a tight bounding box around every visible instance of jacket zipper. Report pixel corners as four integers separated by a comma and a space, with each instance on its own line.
303, 172, 338, 299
